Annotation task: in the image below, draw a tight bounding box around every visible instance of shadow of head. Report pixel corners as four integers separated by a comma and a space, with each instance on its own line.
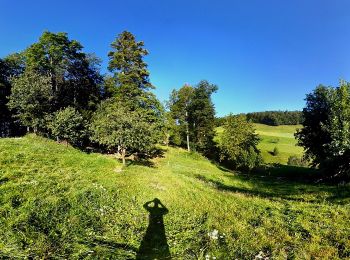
143, 198, 169, 216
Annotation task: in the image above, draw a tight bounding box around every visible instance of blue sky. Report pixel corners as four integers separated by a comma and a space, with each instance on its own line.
1, 0, 350, 116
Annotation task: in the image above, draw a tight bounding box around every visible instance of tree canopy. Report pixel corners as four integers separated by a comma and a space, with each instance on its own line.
90, 100, 156, 165
218, 114, 262, 171
167, 80, 218, 156
296, 83, 350, 180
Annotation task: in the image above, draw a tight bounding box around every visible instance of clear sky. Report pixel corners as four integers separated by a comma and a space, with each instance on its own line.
1, 0, 350, 116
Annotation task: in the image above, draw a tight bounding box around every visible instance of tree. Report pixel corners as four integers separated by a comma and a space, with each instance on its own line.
168, 81, 218, 156
218, 114, 261, 171
295, 85, 333, 166
90, 100, 156, 165
49, 107, 86, 146
188, 80, 218, 156
8, 71, 53, 133
107, 31, 165, 142
0, 58, 11, 136
296, 82, 350, 179
108, 31, 154, 108
0, 53, 26, 137
24, 31, 102, 113
167, 84, 194, 151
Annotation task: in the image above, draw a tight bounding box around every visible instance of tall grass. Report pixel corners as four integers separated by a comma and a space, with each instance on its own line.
0, 135, 349, 258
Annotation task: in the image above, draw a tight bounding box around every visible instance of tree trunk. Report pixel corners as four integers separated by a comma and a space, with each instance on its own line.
186, 110, 190, 152
121, 148, 126, 166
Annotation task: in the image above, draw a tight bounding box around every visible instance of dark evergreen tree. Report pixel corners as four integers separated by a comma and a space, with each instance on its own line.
108, 31, 154, 107
107, 31, 164, 140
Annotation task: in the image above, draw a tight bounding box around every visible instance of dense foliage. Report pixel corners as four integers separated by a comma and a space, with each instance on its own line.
108, 31, 154, 108
25, 32, 102, 113
8, 71, 53, 133
218, 114, 262, 171
167, 81, 218, 157
49, 107, 87, 146
0, 54, 25, 136
90, 101, 156, 165
246, 111, 302, 125
296, 83, 350, 180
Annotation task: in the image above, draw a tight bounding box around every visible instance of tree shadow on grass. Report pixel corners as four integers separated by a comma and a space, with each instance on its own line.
79, 238, 138, 258
127, 159, 156, 168
197, 164, 350, 204
125, 147, 168, 168
137, 198, 171, 260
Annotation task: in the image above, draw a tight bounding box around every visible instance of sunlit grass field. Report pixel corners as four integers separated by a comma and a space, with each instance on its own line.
254, 124, 304, 164
1, 135, 349, 259
216, 124, 304, 165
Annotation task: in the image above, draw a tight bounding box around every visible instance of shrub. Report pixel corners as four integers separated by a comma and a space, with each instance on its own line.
272, 147, 279, 156
90, 100, 157, 165
49, 107, 87, 146
287, 156, 309, 167
218, 114, 262, 171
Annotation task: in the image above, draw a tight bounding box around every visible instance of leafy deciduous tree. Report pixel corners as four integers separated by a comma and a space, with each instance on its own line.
218, 114, 261, 171
296, 83, 350, 179
90, 100, 156, 165
25, 31, 102, 112
8, 71, 53, 133
49, 107, 86, 146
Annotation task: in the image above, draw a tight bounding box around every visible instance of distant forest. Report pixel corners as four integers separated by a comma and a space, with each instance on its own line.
216, 111, 303, 126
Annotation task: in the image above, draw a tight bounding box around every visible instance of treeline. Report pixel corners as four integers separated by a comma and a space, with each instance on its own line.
2, 31, 349, 180
0, 30, 262, 170
215, 111, 303, 127
246, 111, 303, 125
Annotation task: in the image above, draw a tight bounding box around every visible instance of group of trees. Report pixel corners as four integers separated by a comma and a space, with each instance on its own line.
4, 31, 349, 180
167, 81, 218, 157
245, 111, 303, 126
1, 30, 261, 169
215, 111, 303, 127
296, 82, 350, 180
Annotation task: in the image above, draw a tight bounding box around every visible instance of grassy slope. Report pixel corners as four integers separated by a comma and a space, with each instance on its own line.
0, 135, 350, 259
216, 124, 304, 165
254, 123, 304, 164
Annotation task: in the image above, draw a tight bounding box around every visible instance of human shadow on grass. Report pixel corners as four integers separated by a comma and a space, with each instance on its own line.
137, 198, 171, 260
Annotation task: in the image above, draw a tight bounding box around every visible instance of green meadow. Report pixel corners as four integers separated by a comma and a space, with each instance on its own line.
1, 135, 349, 259
254, 124, 304, 164
216, 123, 304, 165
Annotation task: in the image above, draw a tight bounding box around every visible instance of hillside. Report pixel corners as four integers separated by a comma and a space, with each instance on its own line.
216, 124, 304, 165
254, 123, 304, 164
1, 135, 350, 259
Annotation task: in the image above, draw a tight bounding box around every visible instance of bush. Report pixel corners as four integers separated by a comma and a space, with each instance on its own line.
272, 147, 279, 156
49, 107, 87, 146
287, 156, 309, 167
218, 114, 262, 171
